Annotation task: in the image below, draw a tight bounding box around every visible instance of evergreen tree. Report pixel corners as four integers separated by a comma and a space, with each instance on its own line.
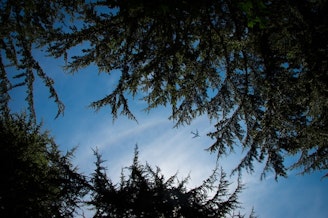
1, 0, 327, 178
0, 113, 88, 217
50, 0, 327, 178
0, 0, 83, 118
87, 146, 255, 218
0, 113, 256, 217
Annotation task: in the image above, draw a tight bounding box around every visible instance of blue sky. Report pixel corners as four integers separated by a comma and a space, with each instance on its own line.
8, 48, 328, 218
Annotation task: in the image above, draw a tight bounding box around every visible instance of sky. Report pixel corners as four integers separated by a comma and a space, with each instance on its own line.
8, 46, 328, 218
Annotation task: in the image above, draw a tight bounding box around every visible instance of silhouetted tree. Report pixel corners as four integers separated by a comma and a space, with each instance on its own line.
0, 0, 83, 118
87, 146, 256, 218
1, 0, 327, 178
0, 112, 256, 217
0, 113, 88, 217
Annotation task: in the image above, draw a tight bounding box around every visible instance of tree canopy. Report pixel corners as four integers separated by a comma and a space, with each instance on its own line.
0, 0, 82, 118
0, 112, 255, 217
1, 0, 327, 178
88, 146, 255, 218
0, 113, 88, 217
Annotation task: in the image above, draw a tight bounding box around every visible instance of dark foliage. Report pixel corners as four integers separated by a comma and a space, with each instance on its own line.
54, 0, 328, 178
1, 0, 327, 178
0, 113, 88, 217
0, 113, 255, 217
0, 0, 84, 118
87, 146, 255, 218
